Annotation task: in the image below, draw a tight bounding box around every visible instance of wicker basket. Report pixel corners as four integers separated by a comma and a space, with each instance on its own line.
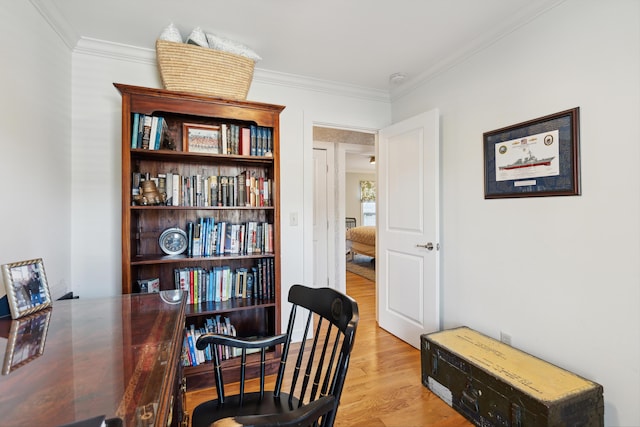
156, 39, 255, 100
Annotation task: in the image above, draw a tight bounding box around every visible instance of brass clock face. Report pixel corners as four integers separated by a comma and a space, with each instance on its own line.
159, 227, 188, 255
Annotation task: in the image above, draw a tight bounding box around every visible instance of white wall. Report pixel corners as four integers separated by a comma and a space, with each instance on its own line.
0, 2, 71, 302
391, 1, 639, 425
70, 41, 160, 297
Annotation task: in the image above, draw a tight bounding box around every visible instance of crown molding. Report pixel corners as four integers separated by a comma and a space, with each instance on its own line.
75, 37, 156, 64
33, 0, 389, 102
253, 68, 390, 103
390, 0, 567, 102
72, 38, 390, 103
30, 0, 79, 50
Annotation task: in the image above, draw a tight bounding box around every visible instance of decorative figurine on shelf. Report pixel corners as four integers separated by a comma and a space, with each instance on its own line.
133, 180, 166, 206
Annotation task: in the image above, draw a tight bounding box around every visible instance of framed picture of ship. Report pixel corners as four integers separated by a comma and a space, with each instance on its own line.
483, 107, 580, 198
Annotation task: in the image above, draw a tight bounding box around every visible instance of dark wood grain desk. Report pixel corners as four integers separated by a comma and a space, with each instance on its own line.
0, 291, 186, 427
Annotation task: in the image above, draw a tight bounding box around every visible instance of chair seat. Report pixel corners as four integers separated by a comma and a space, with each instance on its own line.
191, 392, 301, 427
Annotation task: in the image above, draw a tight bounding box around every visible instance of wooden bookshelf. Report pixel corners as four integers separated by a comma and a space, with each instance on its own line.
115, 83, 284, 390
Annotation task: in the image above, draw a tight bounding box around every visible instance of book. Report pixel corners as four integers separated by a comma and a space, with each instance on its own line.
206, 217, 216, 256
171, 173, 180, 206
263, 179, 271, 207
154, 116, 164, 150
165, 172, 173, 205
192, 267, 199, 303
249, 176, 257, 206
136, 114, 145, 148
209, 175, 219, 206
260, 258, 267, 299
224, 224, 233, 255
222, 266, 231, 300
231, 124, 240, 155
148, 116, 159, 150
131, 113, 140, 148
265, 258, 271, 299
259, 176, 265, 206
269, 258, 275, 298
250, 125, 257, 156
237, 171, 247, 206
220, 176, 228, 207
241, 127, 251, 155
265, 127, 273, 156
186, 326, 198, 366
246, 270, 254, 299
195, 174, 203, 207
141, 115, 152, 149
186, 221, 194, 256
221, 123, 228, 155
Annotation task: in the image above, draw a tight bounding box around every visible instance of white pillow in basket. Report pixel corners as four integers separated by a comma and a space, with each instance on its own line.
206, 33, 262, 62
186, 27, 209, 48
158, 23, 183, 43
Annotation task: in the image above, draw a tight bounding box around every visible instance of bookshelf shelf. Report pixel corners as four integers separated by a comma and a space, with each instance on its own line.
186, 298, 276, 316
131, 148, 276, 165
130, 253, 275, 266
116, 83, 284, 391
130, 205, 276, 211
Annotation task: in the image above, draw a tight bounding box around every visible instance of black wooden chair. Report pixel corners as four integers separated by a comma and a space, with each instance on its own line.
191, 284, 359, 427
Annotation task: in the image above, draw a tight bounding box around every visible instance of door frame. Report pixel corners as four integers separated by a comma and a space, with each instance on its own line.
312, 142, 335, 289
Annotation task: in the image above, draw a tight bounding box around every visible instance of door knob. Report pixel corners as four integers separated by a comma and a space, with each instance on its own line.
416, 242, 434, 250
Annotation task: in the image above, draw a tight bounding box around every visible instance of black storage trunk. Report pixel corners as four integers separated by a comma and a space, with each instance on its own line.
421, 327, 603, 427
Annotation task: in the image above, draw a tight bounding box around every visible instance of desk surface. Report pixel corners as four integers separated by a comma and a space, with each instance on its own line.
0, 291, 186, 427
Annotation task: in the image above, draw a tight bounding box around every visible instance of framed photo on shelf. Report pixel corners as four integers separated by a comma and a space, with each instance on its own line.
483, 107, 580, 199
183, 123, 221, 154
1, 258, 52, 319
2, 308, 51, 374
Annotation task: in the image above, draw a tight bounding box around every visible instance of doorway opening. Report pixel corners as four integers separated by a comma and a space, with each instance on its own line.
312, 126, 376, 294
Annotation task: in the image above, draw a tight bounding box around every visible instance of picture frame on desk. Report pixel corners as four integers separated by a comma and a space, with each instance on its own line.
183, 123, 221, 154
2, 308, 51, 374
483, 107, 580, 199
1, 258, 52, 319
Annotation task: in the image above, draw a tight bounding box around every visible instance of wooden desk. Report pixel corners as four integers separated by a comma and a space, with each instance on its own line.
0, 291, 186, 427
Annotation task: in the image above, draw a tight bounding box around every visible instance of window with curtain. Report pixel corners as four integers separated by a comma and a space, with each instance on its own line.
360, 180, 376, 226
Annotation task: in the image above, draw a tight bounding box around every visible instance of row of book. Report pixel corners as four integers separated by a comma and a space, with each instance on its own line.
183, 315, 259, 367
130, 113, 274, 157
185, 218, 274, 257
132, 171, 272, 208
175, 258, 275, 304
131, 113, 174, 150
201, 123, 274, 157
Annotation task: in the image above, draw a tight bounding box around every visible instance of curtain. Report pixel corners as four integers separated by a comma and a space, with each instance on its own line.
360, 180, 376, 202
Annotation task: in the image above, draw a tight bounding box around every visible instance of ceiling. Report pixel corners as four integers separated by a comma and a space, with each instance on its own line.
35, 0, 565, 93
346, 153, 375, 174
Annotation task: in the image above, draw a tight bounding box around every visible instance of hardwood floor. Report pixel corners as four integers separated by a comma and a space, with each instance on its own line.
185, 271, 472, 427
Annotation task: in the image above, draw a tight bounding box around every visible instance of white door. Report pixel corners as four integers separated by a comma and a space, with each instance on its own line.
313, 148, 329, 288
377, 109, 440, 348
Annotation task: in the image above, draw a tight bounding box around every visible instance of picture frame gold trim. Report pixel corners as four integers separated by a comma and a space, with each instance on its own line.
1, 258, 52, 319
2, 308, 51, 375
